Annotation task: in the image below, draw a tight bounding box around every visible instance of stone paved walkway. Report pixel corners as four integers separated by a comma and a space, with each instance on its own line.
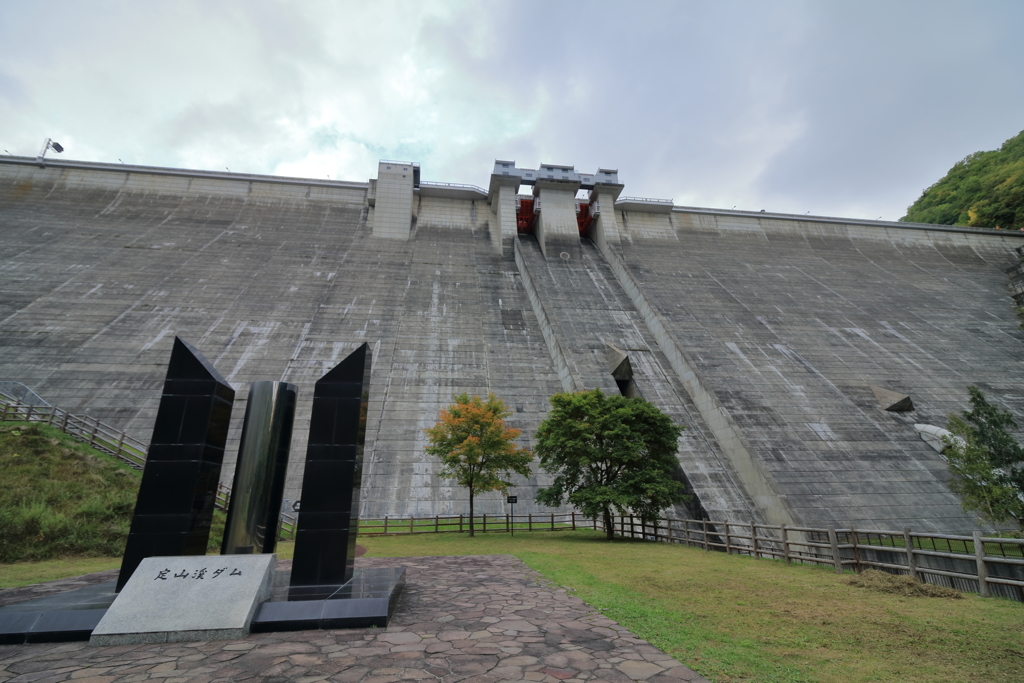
0, 555, 710, 683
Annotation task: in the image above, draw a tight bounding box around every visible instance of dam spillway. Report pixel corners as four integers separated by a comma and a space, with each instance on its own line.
2, 156, 1023, 534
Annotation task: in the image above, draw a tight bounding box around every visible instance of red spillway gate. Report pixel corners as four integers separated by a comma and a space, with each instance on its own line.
515, 197, 593, 236
576, 202, 593, 236
516, 197, 536, 234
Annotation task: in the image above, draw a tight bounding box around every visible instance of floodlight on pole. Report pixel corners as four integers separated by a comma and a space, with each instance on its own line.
36, 137, 64, 167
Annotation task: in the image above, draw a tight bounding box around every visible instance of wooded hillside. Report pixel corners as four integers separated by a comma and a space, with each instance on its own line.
902, 130, 1024, 230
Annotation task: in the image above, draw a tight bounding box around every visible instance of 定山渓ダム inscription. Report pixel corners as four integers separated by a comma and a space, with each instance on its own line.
90, 554, 276, 645
154, 566, 243, 580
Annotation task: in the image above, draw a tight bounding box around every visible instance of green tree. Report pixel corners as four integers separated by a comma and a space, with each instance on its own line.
425, 393, 533, 537
533, 389, 686, 540
943, 387, 1024, 532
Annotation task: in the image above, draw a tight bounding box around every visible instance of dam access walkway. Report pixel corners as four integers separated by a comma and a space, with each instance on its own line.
0, 555, 708, 683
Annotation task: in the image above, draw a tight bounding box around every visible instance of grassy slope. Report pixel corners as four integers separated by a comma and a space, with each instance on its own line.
0, 421, 230, 566
359, 531, 1024, 683
0, 422, 141, 562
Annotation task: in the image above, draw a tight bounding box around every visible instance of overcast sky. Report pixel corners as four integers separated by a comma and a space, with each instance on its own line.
2, 0, 1022, 220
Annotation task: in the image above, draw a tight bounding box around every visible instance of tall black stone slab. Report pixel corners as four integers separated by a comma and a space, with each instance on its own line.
117, 337, 234, 591
290, 343, 371, 591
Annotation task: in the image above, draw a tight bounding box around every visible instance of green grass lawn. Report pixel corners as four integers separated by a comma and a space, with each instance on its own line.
2, 524, 1021, 682
358, 531, 1024, 683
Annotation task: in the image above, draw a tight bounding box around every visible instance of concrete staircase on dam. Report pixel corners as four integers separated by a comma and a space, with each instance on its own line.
514, 235, 762, 524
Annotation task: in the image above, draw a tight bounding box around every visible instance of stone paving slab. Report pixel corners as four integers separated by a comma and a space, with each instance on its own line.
0, 556, 710, 682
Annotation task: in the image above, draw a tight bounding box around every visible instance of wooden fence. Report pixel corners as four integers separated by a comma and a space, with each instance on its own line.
0, 400, 296, 531
1, 401, 147, 470
356, 512, 1024, 602
4, 398, 1021, 600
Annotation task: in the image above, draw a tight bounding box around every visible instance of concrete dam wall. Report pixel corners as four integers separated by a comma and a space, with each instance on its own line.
2, 157, 1023, 533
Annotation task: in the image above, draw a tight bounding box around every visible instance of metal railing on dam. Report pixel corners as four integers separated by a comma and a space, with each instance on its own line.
356, 512, 1024, 602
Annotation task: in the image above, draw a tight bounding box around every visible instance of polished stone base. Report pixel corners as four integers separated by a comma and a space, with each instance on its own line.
0, 581, 117, 644
251, 567, 405, 632
0, 565, 405, 644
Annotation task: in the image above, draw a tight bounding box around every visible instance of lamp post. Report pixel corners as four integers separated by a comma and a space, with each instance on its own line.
36, 138, 64, 167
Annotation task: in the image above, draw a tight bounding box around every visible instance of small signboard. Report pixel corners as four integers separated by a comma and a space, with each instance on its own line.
507, 495, 518, 504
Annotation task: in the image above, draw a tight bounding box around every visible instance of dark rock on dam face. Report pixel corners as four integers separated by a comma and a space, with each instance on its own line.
2, 157, 1023, 534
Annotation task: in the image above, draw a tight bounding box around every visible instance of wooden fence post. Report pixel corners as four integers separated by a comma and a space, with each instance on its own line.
571, 511, 576, 530
724, 520, 731, 554
528, 513, 532, 532
973, 531, 990, 597
850, 528, 861, 573
781, 525, 791, 564
410, 515, 414, 534
702, 519, 709, 551
751, 520, 759, 558
903, 528, 920, 582
88, 418, 100, 447
483, 513, 487, 533
828, 526, 843, 574
26, 405, 34, 422
458, 514, 462, 533
384, 516, 388, 534
551, 513, 555, 531
61, 409, 70, 433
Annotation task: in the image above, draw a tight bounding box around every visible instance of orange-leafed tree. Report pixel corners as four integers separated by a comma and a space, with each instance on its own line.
425, 393, 533, 537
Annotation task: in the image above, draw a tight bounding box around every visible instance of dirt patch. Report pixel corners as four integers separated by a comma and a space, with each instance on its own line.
847, 569, 963, 599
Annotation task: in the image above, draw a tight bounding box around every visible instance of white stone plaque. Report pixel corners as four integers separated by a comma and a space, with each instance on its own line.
91, 554, 276, 645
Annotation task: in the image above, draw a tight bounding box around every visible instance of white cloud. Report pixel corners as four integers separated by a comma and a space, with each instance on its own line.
2, 0, 1023, 220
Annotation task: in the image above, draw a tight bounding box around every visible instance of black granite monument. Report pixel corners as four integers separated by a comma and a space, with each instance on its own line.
290, 343, 371, 591
116, 337, 235, 591
222, 380, 297, 555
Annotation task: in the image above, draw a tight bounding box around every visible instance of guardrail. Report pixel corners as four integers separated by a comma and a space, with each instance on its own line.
615, 196, 674, 205
419, 180, 488, 194
0, 382, 50, 407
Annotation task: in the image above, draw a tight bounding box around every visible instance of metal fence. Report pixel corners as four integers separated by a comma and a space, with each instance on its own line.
0, 382, 51, 407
